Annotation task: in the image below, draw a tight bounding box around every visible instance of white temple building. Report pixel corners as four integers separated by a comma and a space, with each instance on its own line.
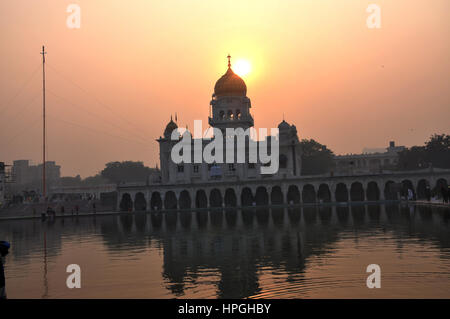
157, 56, 302, 185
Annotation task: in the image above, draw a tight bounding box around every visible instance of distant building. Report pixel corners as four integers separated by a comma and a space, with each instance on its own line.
334, 141, 405, 175
11, 160, 61, 194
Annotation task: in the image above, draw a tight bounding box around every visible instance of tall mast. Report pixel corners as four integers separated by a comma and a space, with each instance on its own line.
41, 45, 47, 200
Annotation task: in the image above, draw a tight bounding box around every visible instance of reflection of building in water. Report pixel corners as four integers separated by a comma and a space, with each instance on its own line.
334, 141, 405, 175
2, 205, 449, 298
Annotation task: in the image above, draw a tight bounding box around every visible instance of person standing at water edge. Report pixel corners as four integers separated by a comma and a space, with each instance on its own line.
0, 241, 10, 299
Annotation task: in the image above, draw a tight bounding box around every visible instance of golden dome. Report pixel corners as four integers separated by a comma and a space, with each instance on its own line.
214, 56, 247, 98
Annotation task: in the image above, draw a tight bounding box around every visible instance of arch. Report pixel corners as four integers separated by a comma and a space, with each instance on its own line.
241, 187, 254, 207
164, 191, 177, 210
350, 182, 365, 201
227, 110, 234, 119
134, 192, 147, 211
209, 188, 223, 208
270, 186, 284, 205
287, 185, 300, 204
236, 109, 241, 119
255, 186, 269, 206
279, 154, 288, 169
150, 192, 162, 211
224, 188, 237, 207
416, 179, 428, 200
317, 184, 331, 203
302, 184, 316, 203
384, 181, 398, 200
335, 183, 348, 202
366, 181, 380, 201
119, 193, 133, 212
179, 190, 191, 209
219, 110, 225, 119
401, 179, 415, 200
195, 189, 208, 208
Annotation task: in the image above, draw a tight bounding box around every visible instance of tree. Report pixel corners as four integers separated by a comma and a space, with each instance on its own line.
397, 134, 450, 170
100, 161, 156, 183
300, 139, 334, 175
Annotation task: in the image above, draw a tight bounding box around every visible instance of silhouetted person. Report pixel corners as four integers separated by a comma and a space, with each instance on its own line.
92, 203, 96, 214
0, 241, 10, 299
60, 205, 65, 215
75, 205, 79, 215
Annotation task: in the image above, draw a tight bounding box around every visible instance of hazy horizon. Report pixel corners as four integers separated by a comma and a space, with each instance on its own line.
1, 0, 449, 177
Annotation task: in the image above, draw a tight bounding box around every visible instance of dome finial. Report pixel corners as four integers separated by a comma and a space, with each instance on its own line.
227, 54, 231, 69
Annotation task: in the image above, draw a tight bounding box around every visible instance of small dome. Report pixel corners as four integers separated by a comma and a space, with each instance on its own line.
164, 118, 178, 137
214, 56, 247, 98
278, 120, 290, 130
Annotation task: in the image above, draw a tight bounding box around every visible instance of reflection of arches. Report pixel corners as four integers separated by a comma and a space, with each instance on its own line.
384, 181, 398, 200
150, 192, 162, 211
303, 207, 316, 224
210, 188, 223, 208
164, 191, 177, 210
270, 186, 283, 205
366, 181, 380, 201
317, 184, 331, 202
236, 109, 241, 119
335, 183, 348, 202
219, 110, 225, 119
224, 188, 237, 207
302, 184, 316, 203
255, 186, 269, 206
227, 110, 234, 119
195, 190, 207, 208
119, 193, 132, 211
134, 192, 147, 211
350, 182, 364, 201
416, 179, 428, 199
287, 185, 300, 204
279, 154, 288, 169
351, 205, 365, 225
241, 187, 254, 206
179, 190, 191, 209
318, 206, 332, 224
368, 204, 380, 221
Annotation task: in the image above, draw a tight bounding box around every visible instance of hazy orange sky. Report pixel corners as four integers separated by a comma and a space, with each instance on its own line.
1, 0, 449, 177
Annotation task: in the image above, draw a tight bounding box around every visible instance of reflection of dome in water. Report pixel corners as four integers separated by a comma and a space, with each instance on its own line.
214, 56, 247, 98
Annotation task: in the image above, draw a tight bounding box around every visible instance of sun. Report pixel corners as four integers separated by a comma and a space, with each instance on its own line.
233, 59, 251, 77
